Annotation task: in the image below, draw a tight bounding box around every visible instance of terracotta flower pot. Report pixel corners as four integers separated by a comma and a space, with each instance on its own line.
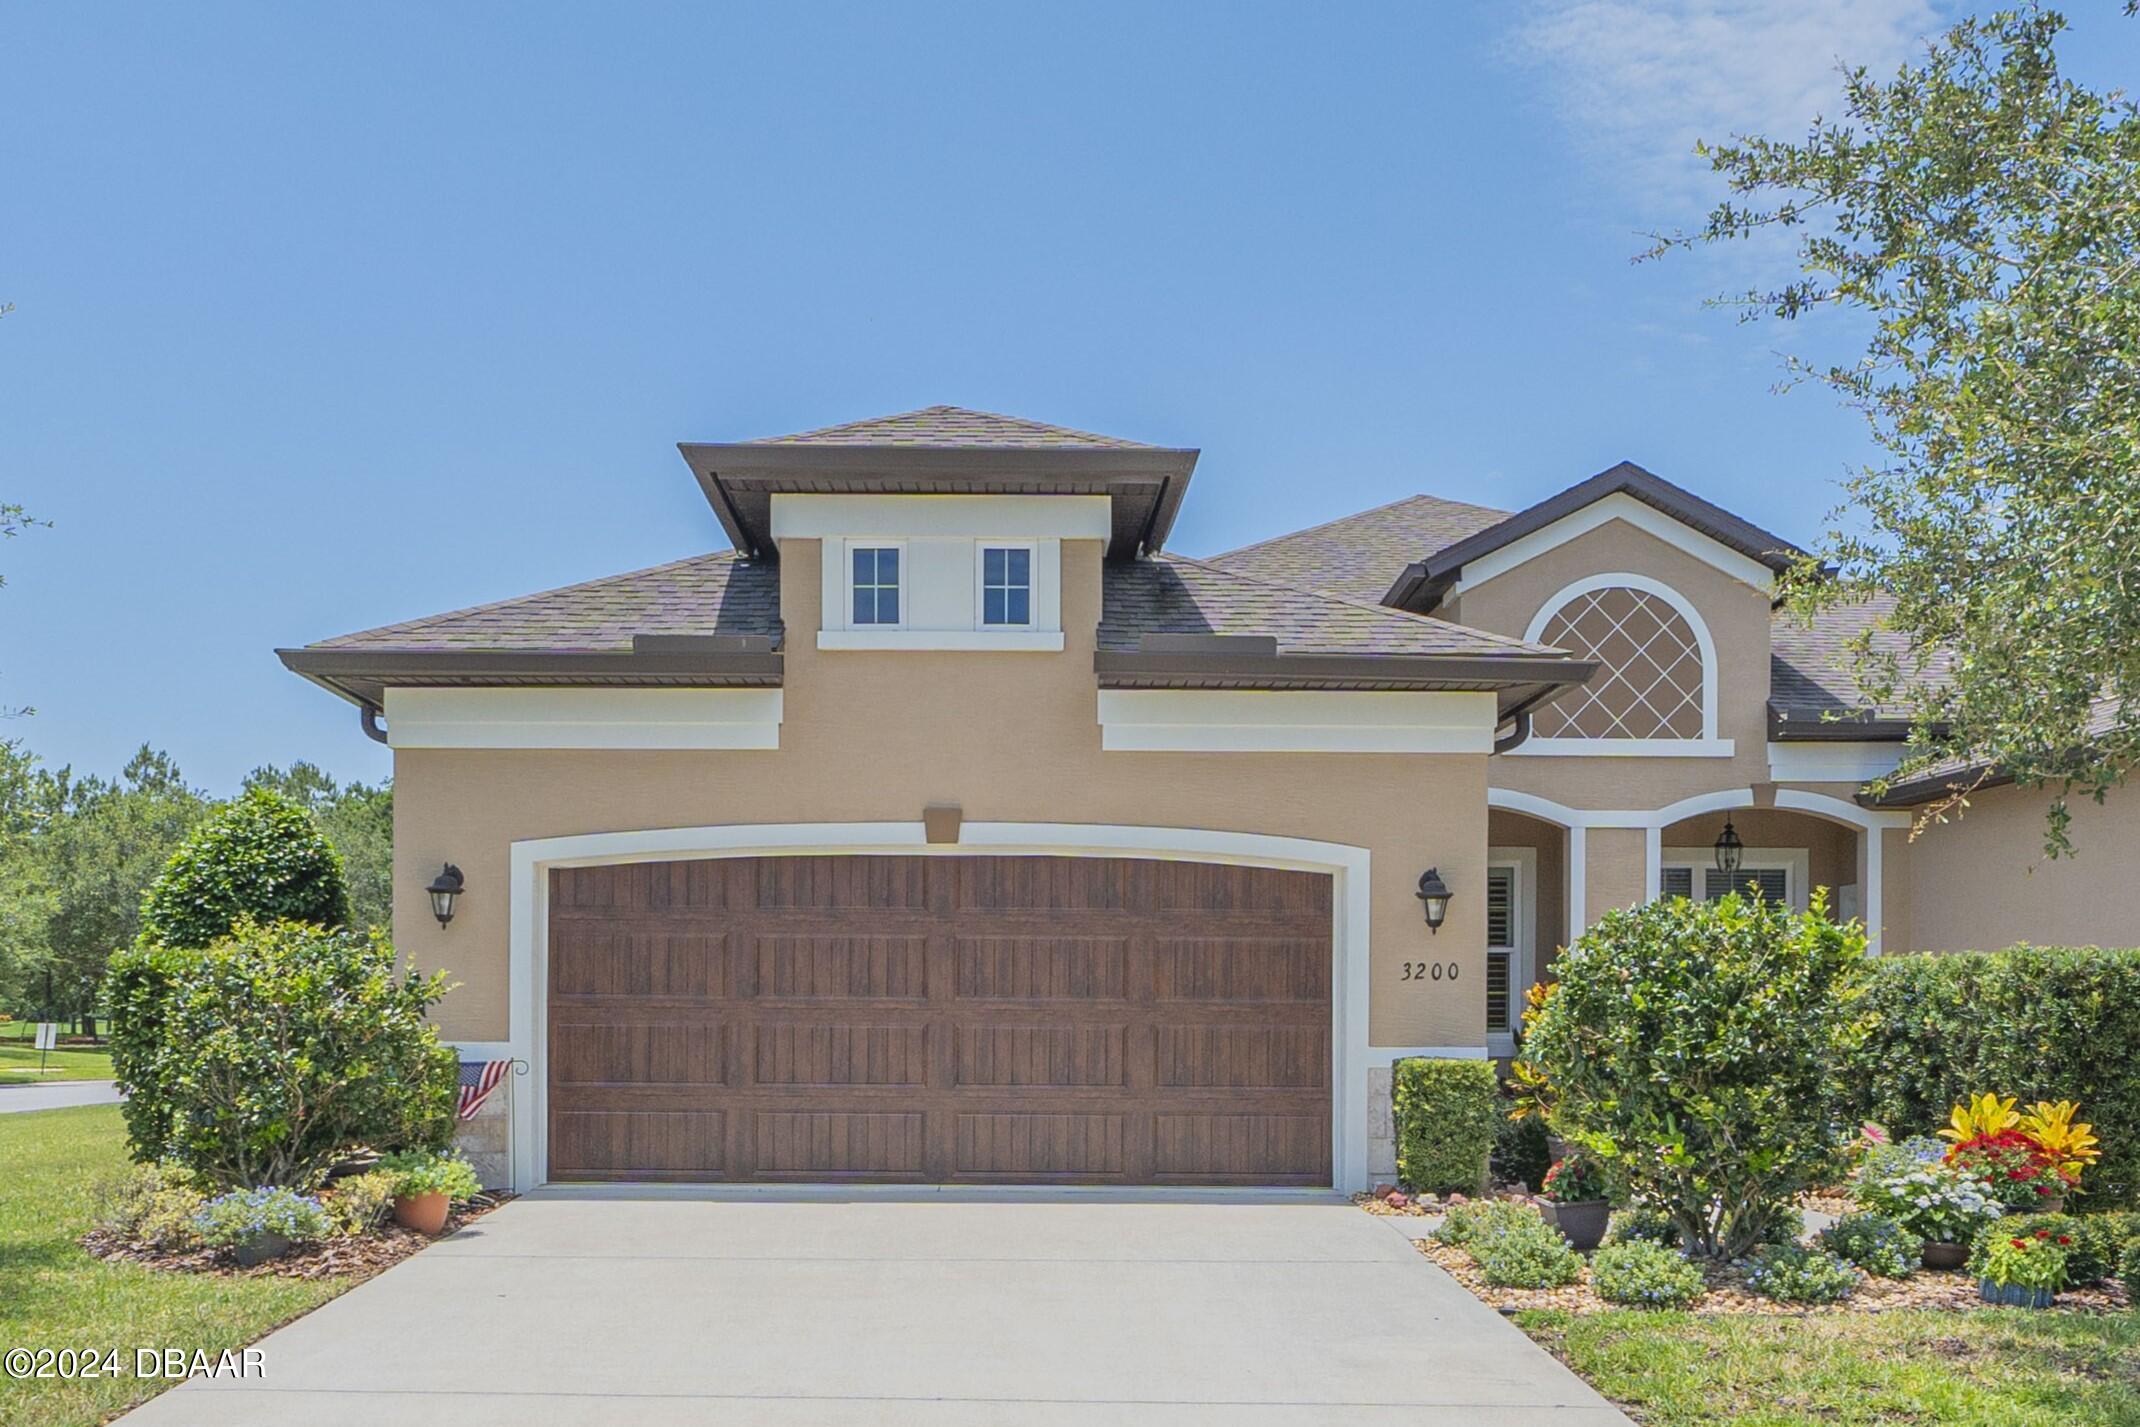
1922, 1240, 1969, 1270
393, 1191, 450, 1235
1540, 1199, 1611, 1252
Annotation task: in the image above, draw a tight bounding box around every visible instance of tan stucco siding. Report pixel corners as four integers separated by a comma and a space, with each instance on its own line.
1487, 809, 1566, 961
1583, 827, 1648, 926
1457, 517, 1776, 810
1894, 782, 2140, 952
392, 537, 1492, 1048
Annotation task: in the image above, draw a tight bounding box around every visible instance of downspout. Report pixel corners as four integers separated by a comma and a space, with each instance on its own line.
1493, 712, 1533, 755
360, 702, 388, 745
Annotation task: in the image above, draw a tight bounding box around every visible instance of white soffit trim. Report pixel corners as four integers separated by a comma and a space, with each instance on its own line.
1514, 737, 1736, 758
818, 629, 1066, 652
1449, 492, 1777, 598
770, 493, 1112, 541
1768, 741, 1907, 783
1097, 689, 1499, 753
383, 688, 783, 750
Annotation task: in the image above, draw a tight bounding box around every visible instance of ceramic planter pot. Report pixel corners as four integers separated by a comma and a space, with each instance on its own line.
1978, 1278, 2054, 1308
393, 1191, 450, 1235
2035, 1196, 2066, 1215
1922, 1240, 1969, 1270
1540, 1199, 1611, 1251
232, 1230, 293, 1267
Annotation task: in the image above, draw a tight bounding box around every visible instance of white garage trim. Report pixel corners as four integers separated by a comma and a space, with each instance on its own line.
1097, 689, 1499, 753
500, 822, 1389, 1195
384, 688, 783, 750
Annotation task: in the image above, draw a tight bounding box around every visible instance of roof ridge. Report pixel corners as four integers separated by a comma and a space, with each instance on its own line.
1207, 492, 1513, 564
1156, 552, 1564, 656
759, 405, 1150, 448
313, 549, 742, 647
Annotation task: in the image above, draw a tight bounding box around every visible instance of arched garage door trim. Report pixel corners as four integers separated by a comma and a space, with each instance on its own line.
503, 821, 1375, 1193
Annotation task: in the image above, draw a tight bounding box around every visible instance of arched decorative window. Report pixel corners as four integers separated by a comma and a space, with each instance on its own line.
1522, 574, 1723, 750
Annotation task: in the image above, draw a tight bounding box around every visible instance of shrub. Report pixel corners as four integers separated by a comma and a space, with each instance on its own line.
1744, 1243, 1860, 1304
1392, 1057, 1498, 1195
1492, 1106, 1552, 1191
1591, 1240, 1706, 1308
1841, 945, 2140, 1206
1604, 1206, 1683, 1251
1977, 1231, 2069, 1294
1471, 1214, 1584, 1289
1852, 1161, 2004, 1247
1968, 1212, 2137, 1285
1433, 1198, 1539, 1249
106, 920, 458, 1188
137, 787, 351, 950
1817, 1212, 1920, 1278
322, 1171, 400, 1237
191, 1187, 332, 1250
377, 1150, 482, 1201
2119, 1236, 2140, 1300
1516, 893, 1866, 1258
1541, 1154, 1608, 1203
90, 1162, 207, 1251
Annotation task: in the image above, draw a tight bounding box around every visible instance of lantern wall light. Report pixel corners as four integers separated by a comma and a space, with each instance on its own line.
426, 864, 466, 927
1415, 867, 1453, 933
1713, 817, 1744, 878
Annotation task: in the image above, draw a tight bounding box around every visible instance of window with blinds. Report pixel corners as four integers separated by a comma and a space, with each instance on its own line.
1486, 866, 1515, 1035
1660, 866, 1694, 900
1660, 865, 1790, 905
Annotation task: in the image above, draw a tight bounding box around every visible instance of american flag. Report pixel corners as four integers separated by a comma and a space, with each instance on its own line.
457, 1059, 513, 1121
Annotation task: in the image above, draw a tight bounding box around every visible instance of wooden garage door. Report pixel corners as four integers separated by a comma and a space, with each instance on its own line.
546, 855, 1332, 1185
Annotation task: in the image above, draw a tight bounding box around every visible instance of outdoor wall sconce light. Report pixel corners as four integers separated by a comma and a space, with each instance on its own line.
426, 864, 466, 927
1713, 817, 1745, 877
1415, 867, 1453, 933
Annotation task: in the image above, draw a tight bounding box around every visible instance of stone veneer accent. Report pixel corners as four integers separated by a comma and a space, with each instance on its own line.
453, 1078, 513, 1190
1367, 1066, 1397, 1182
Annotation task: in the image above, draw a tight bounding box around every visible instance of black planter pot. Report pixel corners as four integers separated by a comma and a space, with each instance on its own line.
1922, 1240, 1969, 1270
233, 1230, 293, 1267
1540, 1199, 1611, 1251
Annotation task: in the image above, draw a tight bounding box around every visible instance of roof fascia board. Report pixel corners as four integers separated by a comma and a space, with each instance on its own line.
768, 493, 1111, 542
277, 647, 785, 690
1447, 492, 1779, 601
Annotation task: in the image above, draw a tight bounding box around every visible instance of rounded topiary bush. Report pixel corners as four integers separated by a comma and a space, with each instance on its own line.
1471, 1213, 1584, 1289
1592, 1240, 1705, 1308
138, 787, 351, 949
1745, 1243, 1860, 1304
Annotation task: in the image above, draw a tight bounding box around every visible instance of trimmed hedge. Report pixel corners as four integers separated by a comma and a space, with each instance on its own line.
1839, 945, 2140, 1206
139, 787, 351, 949
1392, 1057, 1498, 1194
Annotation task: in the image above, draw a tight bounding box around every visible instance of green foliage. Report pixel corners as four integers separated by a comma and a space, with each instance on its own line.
137, 787, 350, 950
1469, 1210, 1584, 1289
1840, 946, 2140, 1205
323, 1170, 399, 1237
1745, 1243, 1861, 1305
106, 920, 457, 1188
1852, 1161, 2004, 1247
1432, 1198, 1540, 1250
1591, 1240, 1706, 1308
1604, 1206, 1683, 1251
1542, 1153, 1608, 1203
2120, 1236, 2140, 1302
242, 763, 393, 933
377, 1150, 481, 1201
89, 1160, 206, 1251
1491, 1101, 1552, 1191
1977, 1230, 2070, 1293
1817, 1212, 1921, 1279
189, 1186, 331, 1249
1391, 1056, 1498, 1195
1657, 7, 2140, 847
1969, 1212, 2138, 1287
1518, 893, 1867, 1258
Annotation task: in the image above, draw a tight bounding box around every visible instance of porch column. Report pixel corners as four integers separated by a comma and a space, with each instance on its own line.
1574, 826, 1648, 935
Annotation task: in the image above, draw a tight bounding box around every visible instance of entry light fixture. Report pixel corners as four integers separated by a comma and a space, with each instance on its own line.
1415, 867, 1453, 933
426, 864, 466, 928
1713, 818, 1745, 878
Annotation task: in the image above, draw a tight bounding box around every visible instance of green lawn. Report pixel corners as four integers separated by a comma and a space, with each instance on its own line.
1517, 1307, 2140, 1427
0, 1106, 347, 1427
0, 1040, 114, 1086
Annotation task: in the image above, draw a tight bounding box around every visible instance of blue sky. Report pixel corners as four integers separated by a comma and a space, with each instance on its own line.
5, 2, 2137, 792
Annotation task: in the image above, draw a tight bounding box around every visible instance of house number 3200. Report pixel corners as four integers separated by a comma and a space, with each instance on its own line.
1400, 961, 1458, 982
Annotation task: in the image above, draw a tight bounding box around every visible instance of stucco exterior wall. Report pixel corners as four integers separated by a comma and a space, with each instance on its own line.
1452, 517, 1776, 810
1894, 782, 2140, 952
1487, 809, 1566, 962
1584, 827, 1648, 926
392, 536, 1493, 1048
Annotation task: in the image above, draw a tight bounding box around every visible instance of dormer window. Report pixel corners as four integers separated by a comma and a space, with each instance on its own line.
851, 546, 902, 626
980, 545, 1032, 626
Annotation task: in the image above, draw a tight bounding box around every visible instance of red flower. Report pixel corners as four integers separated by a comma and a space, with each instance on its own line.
2035, 1229, 2052, 1238
2011, 1238, 2028, 1248
2057, 1235, 2073, 1245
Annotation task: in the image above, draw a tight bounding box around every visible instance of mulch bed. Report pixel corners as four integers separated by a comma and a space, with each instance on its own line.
1356, 1191, 2131, 1317
83, 1193, 515, 1281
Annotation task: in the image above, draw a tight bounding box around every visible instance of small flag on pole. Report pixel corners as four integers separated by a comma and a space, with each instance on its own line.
457, 1059, 513, 1121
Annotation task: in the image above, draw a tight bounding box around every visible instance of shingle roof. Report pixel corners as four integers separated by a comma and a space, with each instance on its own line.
1770, 592, 1953, 730
753, 405, 1153, 449
1205, 494, 1512, 603
1100, 554, 1564, 658
311, 551, 783, 652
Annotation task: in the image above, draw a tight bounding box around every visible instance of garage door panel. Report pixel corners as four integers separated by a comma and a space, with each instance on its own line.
1155, 1026, 1329, 1089
551, 1021, 730, 1088
955, 856, 1140, 912
753, 934, 930, 1001
552, 1109, 725, 1177
551, 930, 728, 999
1154, 938, 1330, 1003
953, 935, 1130, 1000
756, 856, 933, 911
1153, 1113, 1328, 1181
754, 1110, 925, 1176
1150, 862, 1332, 915
753, 1023, 930, 1087
955, 1025, 1128, 1088
956, 1112, 1127, 1176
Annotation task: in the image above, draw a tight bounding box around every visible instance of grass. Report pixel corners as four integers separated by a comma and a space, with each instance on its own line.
1516, 1306, 2140, 1426
0, 1040, 114, 1085
0, 1106, 348, 1427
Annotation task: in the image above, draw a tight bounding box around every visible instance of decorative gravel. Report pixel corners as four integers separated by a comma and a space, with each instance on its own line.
84, 1192, 515, 1281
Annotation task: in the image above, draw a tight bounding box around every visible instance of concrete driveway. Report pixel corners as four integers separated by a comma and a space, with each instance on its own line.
120, 1193, 1628, 1426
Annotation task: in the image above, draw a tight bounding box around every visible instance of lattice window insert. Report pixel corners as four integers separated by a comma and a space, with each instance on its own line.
1532, 587, 1704, 740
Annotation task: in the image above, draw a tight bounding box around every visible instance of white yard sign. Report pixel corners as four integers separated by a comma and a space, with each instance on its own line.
33, 1022, 57, 1051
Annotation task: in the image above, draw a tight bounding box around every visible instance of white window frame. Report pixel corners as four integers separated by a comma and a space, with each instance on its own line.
1659, 845, 1809, 912
1485, 846, 1535, 1058
843, 539, 908, 631
1512, 572, 1733, 758
974, 541, 1036, 629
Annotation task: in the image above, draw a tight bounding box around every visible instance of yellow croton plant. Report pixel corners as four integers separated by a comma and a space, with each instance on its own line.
1938, 1091, 2101, 1180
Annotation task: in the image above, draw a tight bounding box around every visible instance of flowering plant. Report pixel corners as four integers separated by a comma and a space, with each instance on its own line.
1946, 1130, 2071, 1209
1938, 1092, 2097, 1206
1977, 1229, 2069, 1292
190, 1186, 331, 1249
2016, 1101, 2100, 1179
1851, 1162, 2002, 1245
1541, 1154, 1608, 1203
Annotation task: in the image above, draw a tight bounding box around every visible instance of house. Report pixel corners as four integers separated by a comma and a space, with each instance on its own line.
280, 406, 2140, 1193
